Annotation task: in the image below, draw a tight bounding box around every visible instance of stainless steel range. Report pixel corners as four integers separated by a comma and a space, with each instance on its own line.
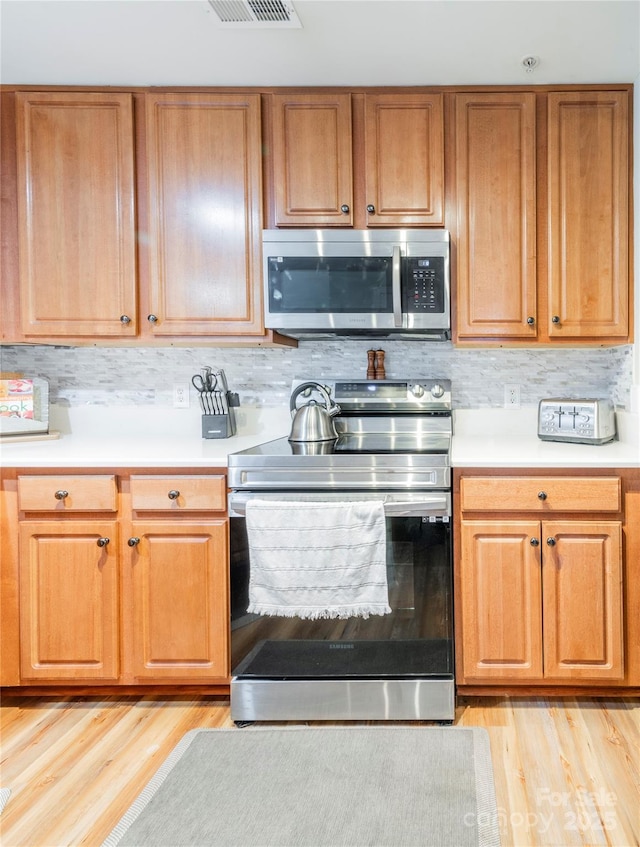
227, 379, 454, 723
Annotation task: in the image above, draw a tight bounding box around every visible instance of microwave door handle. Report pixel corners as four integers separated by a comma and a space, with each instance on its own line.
392, 246, 402, 327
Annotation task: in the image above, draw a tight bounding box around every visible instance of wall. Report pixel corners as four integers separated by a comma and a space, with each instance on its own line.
0, 342, 633, 411
633, 71, 640, 414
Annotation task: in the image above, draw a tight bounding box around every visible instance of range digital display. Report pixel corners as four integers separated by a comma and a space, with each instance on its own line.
334, 382, 408, 400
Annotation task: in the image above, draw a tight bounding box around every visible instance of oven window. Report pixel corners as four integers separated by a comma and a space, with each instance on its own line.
230, 516, 453, 679
267, 256, 393, 314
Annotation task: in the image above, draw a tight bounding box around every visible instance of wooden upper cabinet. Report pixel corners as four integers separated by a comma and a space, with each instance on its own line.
270, 91, 445, 227
271, 93, 354, 226
546, 91, 629, 339
364, 93, 444, 226
143, 92, 264, 335
455, 92, 537, 339
15, 92, 137, 337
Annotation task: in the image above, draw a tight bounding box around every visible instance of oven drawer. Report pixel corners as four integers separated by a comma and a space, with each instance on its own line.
130, 475, 226, 512
460, 476, 620, 513
18, 474, 117, 512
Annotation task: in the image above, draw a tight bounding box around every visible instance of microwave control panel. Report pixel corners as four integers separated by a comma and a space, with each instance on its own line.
405, 257, 445, 313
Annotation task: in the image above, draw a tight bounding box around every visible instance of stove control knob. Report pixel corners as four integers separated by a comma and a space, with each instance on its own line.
410, 384, 425, 398
431, 383, 445, 398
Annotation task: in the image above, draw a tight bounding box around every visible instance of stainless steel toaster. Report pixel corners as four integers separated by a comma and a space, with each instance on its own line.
538, 398, 616, 445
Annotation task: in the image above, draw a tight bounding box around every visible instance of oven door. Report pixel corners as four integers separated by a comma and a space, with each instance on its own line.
228, 491, 453, 722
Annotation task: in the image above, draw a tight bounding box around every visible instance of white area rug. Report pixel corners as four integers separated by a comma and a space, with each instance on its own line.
103, 726, 500, 847
0, 788, 11, 814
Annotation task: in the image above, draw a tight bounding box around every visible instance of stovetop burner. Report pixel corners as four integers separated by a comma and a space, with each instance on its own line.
234, 432, 451, 457
228, 378, 452, 492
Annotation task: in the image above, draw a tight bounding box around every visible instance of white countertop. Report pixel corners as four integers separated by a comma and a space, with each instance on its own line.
0, 405, 292, 469
1, 405, 638, 469
452, 409, 639, 468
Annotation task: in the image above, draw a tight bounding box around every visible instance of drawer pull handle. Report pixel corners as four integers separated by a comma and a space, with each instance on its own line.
55, 489, 69, 500
96, 537, 110, 548
530, 537, 540, 547
537, 491, 547, 500
546, 537, 556, 546
168, 490, 180, 500
128, 537, 140, 547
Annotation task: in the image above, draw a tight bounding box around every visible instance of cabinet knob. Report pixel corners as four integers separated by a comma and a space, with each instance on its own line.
54, 489, 69, 500
168, 489, 180, 500
147, 314, 158, 324
537, 491, 547, 500
546, 537, 556, 546
366, 204, 375, 214
340, 204, 350, 214
128, 537, 140, 547
120, 315, 132, 325
96, 537, 110, 548
527, 316, 535, 326
530, 537, 540, 547
551, 315, 561, 324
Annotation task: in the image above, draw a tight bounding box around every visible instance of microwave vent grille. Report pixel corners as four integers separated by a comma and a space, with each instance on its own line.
207, 0, 302, 26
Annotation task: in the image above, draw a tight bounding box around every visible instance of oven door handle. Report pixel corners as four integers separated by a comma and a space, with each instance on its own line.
228, 492, 450, 518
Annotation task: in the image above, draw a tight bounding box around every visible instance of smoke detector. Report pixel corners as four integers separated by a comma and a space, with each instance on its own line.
521, 55, 540, 73
207, 0, 302, 27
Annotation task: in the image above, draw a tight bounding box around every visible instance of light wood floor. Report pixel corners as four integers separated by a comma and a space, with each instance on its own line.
0, 694, 638, 847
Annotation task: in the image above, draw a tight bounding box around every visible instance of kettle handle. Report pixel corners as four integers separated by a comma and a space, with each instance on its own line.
289, 381, 336, 417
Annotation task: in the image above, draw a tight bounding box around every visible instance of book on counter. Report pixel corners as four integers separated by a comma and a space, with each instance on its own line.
0, 376, 49, 436
0, 378, 35, 419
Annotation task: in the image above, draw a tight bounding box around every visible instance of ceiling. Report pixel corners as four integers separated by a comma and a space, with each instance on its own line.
1, 0, 639, 87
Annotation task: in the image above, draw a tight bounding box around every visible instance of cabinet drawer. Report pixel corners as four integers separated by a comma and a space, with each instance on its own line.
130, 475, 226, 512
460, 476, 620, 513
18, 475, 117, 512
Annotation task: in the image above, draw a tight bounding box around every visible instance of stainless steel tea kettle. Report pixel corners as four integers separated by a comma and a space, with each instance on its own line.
288, 382, 341, 442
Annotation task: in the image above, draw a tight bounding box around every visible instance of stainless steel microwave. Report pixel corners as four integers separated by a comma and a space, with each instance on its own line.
263, 229, 451, 340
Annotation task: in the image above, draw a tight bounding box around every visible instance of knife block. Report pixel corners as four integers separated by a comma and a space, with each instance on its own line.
202, 410, 237, 439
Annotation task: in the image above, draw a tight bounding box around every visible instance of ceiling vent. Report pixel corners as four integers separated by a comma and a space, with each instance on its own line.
207, 0, 302, 27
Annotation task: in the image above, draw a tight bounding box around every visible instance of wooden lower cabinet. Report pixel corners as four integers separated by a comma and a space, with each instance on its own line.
459, 518, 623, 683
5, 469, 230, 688
455, 470, 631, 690
19, 520, 120, 680
126, 521, 228, 680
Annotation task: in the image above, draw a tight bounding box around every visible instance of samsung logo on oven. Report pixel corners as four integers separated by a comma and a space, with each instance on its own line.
329, 643, 355, 650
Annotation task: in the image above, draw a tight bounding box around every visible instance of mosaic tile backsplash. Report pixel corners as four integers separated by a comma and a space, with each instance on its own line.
0, 341, 634, 410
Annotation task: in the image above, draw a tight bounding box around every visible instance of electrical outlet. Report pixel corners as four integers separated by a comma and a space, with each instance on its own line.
504, 384, 521, 408
173, 383, 190, 409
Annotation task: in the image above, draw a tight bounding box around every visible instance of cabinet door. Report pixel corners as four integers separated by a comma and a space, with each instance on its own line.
455, 93, 537, 339
19, 521, 119, 680
127, 521, 228, 679
542, 521, 623, 679
15, 92, 137, 337
547, 91, 629, 339
271, 93, 353, 226
144, 93, 264, 335
364, 93, 444, 227
459, 520, 543, 680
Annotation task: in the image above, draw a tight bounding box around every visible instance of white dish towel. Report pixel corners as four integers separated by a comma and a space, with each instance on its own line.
245, 499, 391, 620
